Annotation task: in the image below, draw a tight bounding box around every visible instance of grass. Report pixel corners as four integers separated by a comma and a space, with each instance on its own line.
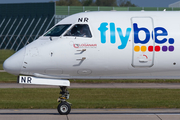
0, 72, 17, 83
0, 49, 15, 70
0, 88, 180, 109
2, 72, 180, 83
69, 79, 180, 83
2, 73, 180, 83
0, 50, 18, 83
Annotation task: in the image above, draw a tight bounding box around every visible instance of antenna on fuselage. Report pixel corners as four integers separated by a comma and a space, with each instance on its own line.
50, 36, 52, 41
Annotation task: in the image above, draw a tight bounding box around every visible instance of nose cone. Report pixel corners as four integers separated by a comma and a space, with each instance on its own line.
3, 47, 26, 75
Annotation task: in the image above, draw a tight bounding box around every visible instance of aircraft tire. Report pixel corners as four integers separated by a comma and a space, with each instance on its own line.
57, 101, 71, 115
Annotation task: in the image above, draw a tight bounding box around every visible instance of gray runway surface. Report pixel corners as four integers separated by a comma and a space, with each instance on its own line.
1, 83, 180, 88
0, 109, 180, 120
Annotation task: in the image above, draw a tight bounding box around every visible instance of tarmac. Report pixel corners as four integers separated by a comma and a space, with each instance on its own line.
1, 83, 180, 89
0, 109, 180, 120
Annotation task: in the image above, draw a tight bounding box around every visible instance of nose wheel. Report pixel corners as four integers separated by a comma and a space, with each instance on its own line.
57, 101, 71, 115
57, 86, 71, 115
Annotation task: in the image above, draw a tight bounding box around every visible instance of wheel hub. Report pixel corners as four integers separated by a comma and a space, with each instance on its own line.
61, 105, 68, 113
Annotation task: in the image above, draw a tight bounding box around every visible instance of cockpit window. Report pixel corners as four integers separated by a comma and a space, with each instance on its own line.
64, 24, 92, 38
44, 24, 71, 37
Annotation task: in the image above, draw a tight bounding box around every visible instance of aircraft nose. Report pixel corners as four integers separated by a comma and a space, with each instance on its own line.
3, 47, 26, 75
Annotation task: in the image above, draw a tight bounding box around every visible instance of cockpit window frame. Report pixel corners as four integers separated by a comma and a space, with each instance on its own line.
43, 24, 72, 37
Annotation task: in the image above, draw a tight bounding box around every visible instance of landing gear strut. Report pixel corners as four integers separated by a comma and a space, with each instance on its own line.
57, 86, 71, 115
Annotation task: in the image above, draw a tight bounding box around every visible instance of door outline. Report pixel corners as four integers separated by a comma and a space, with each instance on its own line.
131, 17, 155, 67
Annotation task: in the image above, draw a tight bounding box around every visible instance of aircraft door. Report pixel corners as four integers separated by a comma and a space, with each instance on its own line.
131, 17, 155, 67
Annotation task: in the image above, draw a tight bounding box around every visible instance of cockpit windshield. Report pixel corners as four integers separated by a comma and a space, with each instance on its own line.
44, 24, 71, 37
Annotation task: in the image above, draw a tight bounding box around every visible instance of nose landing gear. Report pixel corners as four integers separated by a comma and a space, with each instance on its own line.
57, 86, 71, 115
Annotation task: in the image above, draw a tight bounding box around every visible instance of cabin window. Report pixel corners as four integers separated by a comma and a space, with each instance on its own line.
64, 24, 92, 38
44, 24, 71, 36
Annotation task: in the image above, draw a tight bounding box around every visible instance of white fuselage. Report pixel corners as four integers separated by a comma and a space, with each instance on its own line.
3, 11, 180, 79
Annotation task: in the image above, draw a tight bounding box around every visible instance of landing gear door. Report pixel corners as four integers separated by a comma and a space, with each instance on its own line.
131, 17, 155, 67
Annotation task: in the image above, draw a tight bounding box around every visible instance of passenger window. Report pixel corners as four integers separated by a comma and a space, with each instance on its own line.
65, 24, 92, 38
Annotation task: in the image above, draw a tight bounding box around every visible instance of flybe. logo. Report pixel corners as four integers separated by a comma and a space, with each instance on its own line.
98, 22, 174, 52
